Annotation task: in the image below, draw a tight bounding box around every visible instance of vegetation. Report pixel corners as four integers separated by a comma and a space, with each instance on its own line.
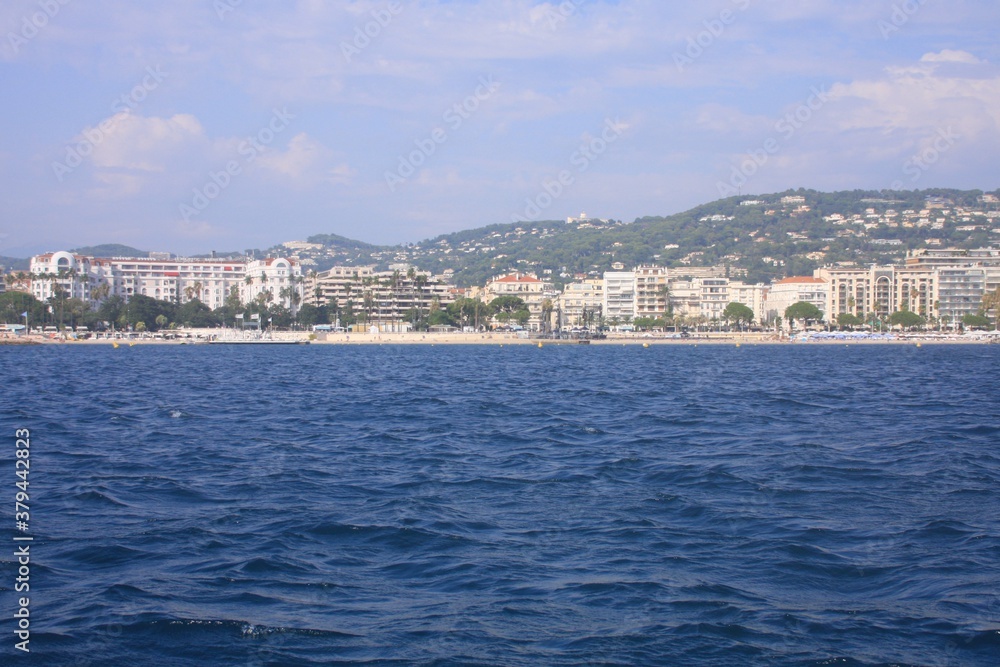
837, 313, 864, 328
785, 302, 823, 326
889, 310, 926, 329
722, 302, 755, 328
962, 314, 991, 329
264, 188, 1000, 288
68, 243, 147, 258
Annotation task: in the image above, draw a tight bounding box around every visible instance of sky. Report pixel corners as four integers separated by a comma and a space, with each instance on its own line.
2, 0, 999, 257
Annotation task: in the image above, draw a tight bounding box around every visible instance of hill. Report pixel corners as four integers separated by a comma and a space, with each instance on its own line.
70, 243, 148, 258
270, 187, 1000, 286
0, 256, 31, 272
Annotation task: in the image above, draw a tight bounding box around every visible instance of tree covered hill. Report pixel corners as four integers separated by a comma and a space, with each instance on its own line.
274, 187, 999, 287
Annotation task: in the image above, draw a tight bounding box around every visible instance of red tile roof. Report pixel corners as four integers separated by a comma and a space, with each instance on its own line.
492, 274, 542, 284
775, 276, 826, 285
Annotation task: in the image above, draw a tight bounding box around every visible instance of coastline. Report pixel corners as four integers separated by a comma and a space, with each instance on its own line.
6, 331, 996, 346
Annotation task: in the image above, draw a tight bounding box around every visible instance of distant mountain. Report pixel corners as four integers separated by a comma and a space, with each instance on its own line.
272, 187, 1000, 286
0, 256, 30, 272
70, 243, 148, 258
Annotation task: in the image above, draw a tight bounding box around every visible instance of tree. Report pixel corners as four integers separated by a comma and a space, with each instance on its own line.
721, 302, 754, 329
178, 299, 217, 328
0, 292, 46, 326
837, 313, 864, 329
784, 301, 823, 328
961, 314, 991, 329
888, 310, 925, 329
980, 287, 1000, 327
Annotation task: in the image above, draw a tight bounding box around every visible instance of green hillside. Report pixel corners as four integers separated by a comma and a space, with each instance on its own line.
278, 188, 999, 287
70, 243, 148, 258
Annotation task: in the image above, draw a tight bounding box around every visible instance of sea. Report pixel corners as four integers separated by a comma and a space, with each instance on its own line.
1, 343, 998, 666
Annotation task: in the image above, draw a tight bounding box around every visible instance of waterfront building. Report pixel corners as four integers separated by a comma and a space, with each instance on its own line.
764, 276, 828, 323
242, 257, 305, 314
307, 265, 457, 331
556, 279, 603, 328
602, 271, 635, 324
484, 272, 557, 331
29, 251, 303, 312
634, 266, 668, 319
727, 281, 769, 324
817, 261, 987, 323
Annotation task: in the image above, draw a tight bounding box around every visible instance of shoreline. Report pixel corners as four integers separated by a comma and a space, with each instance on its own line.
5, 331, 997, 346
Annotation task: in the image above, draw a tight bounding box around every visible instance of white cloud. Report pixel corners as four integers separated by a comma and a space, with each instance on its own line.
86, 113, 205, 172
255, 132, 355, 186
920, 50, 983, 65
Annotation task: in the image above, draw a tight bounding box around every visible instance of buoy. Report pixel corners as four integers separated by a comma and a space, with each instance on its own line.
112, 341, 119, 349
537, 342, 543, 348
642, 343, 650, 348
736, 343, 741, 348
916, 342, 922, 348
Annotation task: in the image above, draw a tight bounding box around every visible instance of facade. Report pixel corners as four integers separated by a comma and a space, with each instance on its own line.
306, 265, 458, 331
765, 277, 828, 322
556, 279, 603, 328
818, 261, 989, 323
29, 251, 303, 312
242, 258, 305, 313
484, 273, 557, 330
634, 266, 668, 319
602, 271, 635, 323
727, 281, 768, 324
699, 277, 730, 322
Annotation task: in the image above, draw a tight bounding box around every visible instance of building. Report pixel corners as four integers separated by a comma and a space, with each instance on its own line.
602, 271, 635, 324
484, 272, 556, 331
556, 279, 603, 328
306, 265, 458, 331
242, 257, 305, 313
29, 251, 303, 312
765, 277, 828, 323
727, 281, 768, 324
633, 266, 668, 319
817, 261, 987, 323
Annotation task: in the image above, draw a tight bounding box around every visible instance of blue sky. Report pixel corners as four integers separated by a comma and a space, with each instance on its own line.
2, 0, 999, 257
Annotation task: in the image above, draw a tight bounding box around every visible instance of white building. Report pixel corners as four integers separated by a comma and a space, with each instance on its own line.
242, 257, 305, 314
602, 271, 635, 324
484, 272, 556, 330
29, 251, 303, 312
765, 277, 828, 323
557, 279, 603, 328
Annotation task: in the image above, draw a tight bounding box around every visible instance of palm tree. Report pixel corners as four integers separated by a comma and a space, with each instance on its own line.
981, 287, 1000, 328
541, 298, 554, 333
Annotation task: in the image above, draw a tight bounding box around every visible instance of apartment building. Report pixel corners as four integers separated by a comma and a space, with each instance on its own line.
29, 251, 303, 312
556, 279, 603, 328
602, 271, 635, 323
484, 272, 557, 330
307, 265, 458, 331
764, 277, 828, 322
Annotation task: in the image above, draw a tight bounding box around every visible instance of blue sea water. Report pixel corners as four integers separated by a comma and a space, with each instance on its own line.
2, 343, 999, 666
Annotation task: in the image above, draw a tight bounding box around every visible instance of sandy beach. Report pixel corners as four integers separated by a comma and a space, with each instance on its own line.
7, 331, 996, 346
